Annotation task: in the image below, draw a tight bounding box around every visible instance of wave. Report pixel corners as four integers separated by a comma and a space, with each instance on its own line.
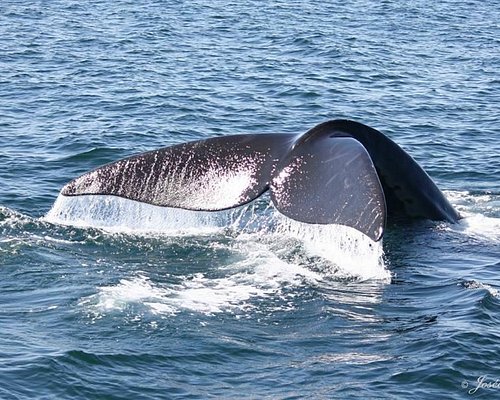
460, 279, 499, 299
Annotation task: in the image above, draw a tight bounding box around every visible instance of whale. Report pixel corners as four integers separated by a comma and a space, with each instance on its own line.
60, 120, 460, 241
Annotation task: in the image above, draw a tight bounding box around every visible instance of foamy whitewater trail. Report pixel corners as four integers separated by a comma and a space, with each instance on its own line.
445, 190, 500, 243
42, 194, 392, 319
44, 194, 390, 280
78, 241, 324, 319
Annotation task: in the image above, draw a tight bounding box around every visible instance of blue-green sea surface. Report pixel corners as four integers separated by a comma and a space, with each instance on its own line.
1, 1, 499, 399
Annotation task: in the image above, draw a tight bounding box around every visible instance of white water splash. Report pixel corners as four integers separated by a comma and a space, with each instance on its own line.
79, 237, 388, 320
44, 194, 232, 235
49, 194, 390, 318
78, 275, 178, 317
79, 242, 323, 318
444, 190, 500, 242
272, 212, 389, 281
455, 215, 500, 243
46, 194, 390, 286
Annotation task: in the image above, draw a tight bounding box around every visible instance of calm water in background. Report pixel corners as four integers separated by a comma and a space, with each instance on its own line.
1, 1, 499, 398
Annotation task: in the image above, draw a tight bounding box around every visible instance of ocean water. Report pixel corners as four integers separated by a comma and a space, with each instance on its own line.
1, 0, 499, 398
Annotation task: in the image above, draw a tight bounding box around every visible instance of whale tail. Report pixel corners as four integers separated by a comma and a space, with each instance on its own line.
60, 120, 459, 241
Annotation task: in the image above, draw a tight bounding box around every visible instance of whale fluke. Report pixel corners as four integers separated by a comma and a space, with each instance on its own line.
271, 136, 386, 241
59, 120, 460, 241
302, 120, 460, 223
62, 134, 294, 211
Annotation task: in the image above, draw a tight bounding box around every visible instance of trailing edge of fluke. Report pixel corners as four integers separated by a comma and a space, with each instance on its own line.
61, 120, 460, 241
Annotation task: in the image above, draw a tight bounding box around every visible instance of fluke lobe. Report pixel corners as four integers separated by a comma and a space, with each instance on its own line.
61, 120, 460, 241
